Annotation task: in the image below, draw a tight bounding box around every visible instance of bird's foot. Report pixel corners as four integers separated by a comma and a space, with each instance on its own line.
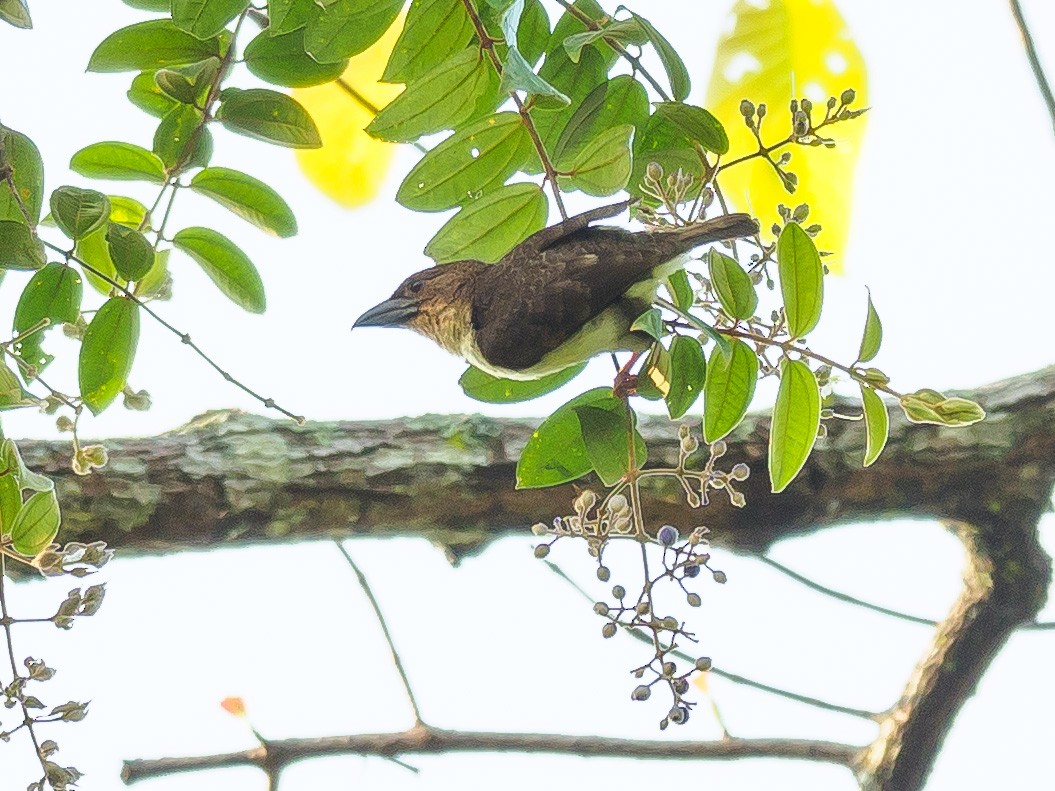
612, 350, 645, 398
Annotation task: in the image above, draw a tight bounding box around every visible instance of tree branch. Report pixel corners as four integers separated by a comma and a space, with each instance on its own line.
1009, 0, 1055, 136
122, 725, 860, 785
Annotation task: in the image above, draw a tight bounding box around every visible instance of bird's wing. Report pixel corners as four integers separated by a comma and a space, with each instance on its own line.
473, 228, 662, 372
501, 198, 635, 265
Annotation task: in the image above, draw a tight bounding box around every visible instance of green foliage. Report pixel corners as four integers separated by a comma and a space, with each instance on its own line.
860, 384, 888, 467
304, 0, 404, 63
244, 29, 347, 88
703, 338, 757, 443
49, 187, 110, 240
13, 263, 83, 373
216, 88, 322, 148
557, 124, 633, 196
79, 297, 140, 414
0, 0, 32, 29
516, 388, 645, 489
190, 167, 297, 237
857, 290, 883, 363
665, 335, 706, 420
707, 249, 757, 321
0, 126, 44, 223
173, 227, 266, 313
10, 489, 60, 557
88, 20, 222, 72
768, 359, 821, 493
777, 221, 824, 338
460, 363, 585, 404
70, 142, 166, 183
383, 0, 475, 84
105, 224, 154, 281
397, 113, 534, 211
172, 0, 250, 39
425, 183, 547, 263
0, 220, 45, 269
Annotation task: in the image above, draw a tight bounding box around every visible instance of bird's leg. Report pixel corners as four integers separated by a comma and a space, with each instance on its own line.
613, 350, 645, 398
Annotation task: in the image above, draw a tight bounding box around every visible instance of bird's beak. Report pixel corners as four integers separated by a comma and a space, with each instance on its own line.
352, 297, 419, 329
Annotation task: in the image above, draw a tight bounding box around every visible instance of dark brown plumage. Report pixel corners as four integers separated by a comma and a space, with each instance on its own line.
353, 200, 758, 379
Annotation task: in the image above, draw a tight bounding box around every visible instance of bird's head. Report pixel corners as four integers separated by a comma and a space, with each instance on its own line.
352, 261, 486, 356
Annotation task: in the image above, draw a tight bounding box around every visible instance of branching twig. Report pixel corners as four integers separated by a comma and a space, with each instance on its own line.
461, 0, 569, 219
333, 541, 424, 726
122, 725, 860, 784
41, 241, 305, 424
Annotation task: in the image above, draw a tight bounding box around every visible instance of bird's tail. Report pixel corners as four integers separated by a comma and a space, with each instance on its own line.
660, 213, 759, 248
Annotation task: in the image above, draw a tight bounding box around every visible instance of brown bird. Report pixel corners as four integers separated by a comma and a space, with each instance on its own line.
353, 200, 758, 380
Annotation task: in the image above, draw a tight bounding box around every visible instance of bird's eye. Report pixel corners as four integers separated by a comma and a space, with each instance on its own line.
408, 280, 424, 294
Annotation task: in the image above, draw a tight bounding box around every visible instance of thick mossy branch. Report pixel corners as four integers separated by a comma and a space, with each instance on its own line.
17, 367, 1055, 562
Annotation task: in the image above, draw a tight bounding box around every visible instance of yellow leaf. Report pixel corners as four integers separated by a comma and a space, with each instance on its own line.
706, 0, 868, 271
292, 15, 405, 207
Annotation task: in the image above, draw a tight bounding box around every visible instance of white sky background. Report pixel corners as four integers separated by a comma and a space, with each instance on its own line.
1, 1, 1054, 789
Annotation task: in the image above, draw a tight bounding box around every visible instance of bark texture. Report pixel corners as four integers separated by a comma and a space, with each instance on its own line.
15, 367, 1055, 791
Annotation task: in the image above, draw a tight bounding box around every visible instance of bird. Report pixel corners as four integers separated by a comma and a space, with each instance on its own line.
353, 199, 758, 382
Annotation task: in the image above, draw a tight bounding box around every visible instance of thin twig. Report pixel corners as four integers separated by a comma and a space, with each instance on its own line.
0, 555, 49, 780
41, 241, 305, 424
333, 541, 424, 725
122, 725, 861, 784
758, 556, 938, 628
461, 0, 569, 219
1009, 0, 1055, 136
542, 561, 881, 721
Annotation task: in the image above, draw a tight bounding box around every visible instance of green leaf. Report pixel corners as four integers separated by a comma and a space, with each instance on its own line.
768, 359, 821, 493
652, 101, 728, 155
189, 167, 297, 237
122, 0, 171, 9
382, 0, 474, 84
666, 269, 693, 312
703, 337, 757, 442
425, 183, 547, 264
0, 472, 20, 537
575, 402, 643, 486
707, 248, 757, 321
777, 221, 823, 339
0, 0, 32, 29
153, 104, 207, 171
173, 227, 266, 313
562, 18, 646, 63
548, 0, 617, 67
898, 389, 986, 427
88, 20, 221, 72
460, 362, 585, 403
857, 289, 883, 363
630, 307, 662, 341
500, 46, 569, 109
0, 127, 44, 224
0, 220, 45, 270
79, 297, 140, 415
244, 28, 347, 88
154, 58, 219, 106
2, 439, 53, 492
106, 223, 154, 281
0, 359, 35, 409
516, 388, 645, 489
13, 262, 83, 374
172, 0, 249, 39
552, 75, 649, 163
397, 112, 534, 212
528, 45, 607, 163
304, 0, 403, 63
74, 196, 149, 295
516, 0, 550, 66
137, 248, 171, 300
369, 48, 500, 143
269, 0, 317, 34
557, 123, 633, 197
70, 142, 166, 183
217, 88, 322, 149
635, 341, 669, 401
128, 71, 182, 118
10, 490, 60, 557
666, 335, 706, 419
627, 12, 690, 102
49, 187, 110, 240
860, 384, 888, 468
